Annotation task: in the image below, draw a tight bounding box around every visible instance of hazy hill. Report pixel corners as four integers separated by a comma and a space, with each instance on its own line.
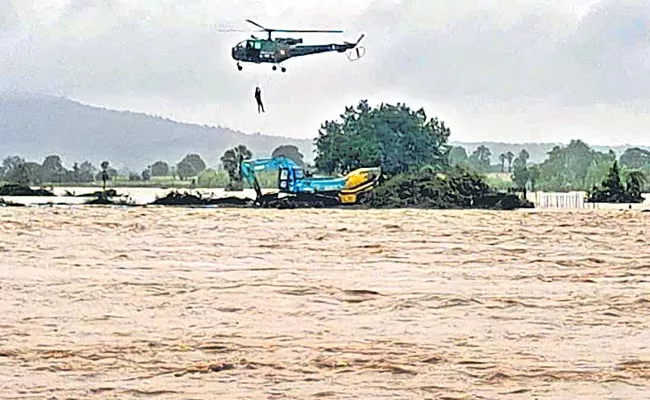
1, 92, 648, 170
0, 92, 315, 170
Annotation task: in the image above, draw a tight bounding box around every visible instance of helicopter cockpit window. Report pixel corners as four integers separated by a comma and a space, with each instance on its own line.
236, 41, 246, 48
253, 41, 262, 50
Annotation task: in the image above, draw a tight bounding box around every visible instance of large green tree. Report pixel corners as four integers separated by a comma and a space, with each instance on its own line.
536, 140, 615, 191
313, 100, 451, 176
41, 155, 67, 183
619, 147, 650, 170
150, 161, 170, 176
179, 154, 207, 174
271, 145, 305, 166
221, 144, 253, 190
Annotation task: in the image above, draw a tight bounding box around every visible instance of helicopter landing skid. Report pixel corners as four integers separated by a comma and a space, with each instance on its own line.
272, 64, 287, 73
235, 62, 286, 73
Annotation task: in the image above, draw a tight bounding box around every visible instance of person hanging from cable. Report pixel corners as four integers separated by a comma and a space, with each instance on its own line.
254, 86, 265, 113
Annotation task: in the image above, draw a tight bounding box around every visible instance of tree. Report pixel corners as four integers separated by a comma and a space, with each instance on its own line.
469, 145, 491, 172
528, 164, 540, 192
518, 149, 530, 165
179, 154, 207, 175
221, 144, 252, 190
41, 155, 67, 183
141, 167, 151, 181
625, 170, 647, 199
536, 140, 614, 191
314, 100, 451, 176
505, 151, 514, 172
150, 161, 170, 176
620, 147, 650, 170
7, 163, 30, 185
499, 153, 506, 172
512, 157, 530, 198
2, 156, 25, 180
587, 161, 644, 203
100, 161, 110, 190
75, 161, 96, 182
176, 161, 195, 180
448, 146, 468, 166
271, 145, 305, 166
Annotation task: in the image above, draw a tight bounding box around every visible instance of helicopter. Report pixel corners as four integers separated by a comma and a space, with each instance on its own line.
226, 20, 366, 72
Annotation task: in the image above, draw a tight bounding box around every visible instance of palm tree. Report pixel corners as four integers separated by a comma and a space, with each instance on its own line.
220, 145, 253, 190
100, 161, 110, 191
499, 153, 506, 172
505, 151, 514, 172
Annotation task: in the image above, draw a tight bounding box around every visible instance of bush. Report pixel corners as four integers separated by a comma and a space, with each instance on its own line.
370, 165, 533, 210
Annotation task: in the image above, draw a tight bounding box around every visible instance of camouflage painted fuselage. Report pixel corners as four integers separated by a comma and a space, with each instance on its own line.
231, 38, 355, 64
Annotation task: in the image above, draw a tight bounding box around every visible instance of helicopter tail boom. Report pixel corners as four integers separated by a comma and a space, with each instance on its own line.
344, 34, 365, 48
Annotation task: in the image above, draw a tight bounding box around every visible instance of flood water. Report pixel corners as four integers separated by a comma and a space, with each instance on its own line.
1, 206, 649, 399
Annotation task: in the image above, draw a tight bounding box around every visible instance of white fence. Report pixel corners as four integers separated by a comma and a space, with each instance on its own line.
528, 192, 650, 209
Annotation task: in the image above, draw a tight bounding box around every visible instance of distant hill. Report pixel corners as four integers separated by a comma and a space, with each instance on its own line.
452, 141, 650, 164
0, 92, 315, 171
1, 92, 648, 170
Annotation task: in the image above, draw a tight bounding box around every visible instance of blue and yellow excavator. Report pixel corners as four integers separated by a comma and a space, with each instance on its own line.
240, 156, 381, 207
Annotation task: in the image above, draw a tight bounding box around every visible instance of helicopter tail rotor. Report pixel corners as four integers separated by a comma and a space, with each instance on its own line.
346, 46, 366, 61
344, 34, 366, 61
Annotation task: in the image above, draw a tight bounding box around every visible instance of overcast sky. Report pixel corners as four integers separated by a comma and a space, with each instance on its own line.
2, 0, 650, 145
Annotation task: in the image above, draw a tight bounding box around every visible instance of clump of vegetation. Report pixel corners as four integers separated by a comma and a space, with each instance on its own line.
370, 165, 533, 210
67, 189, 120, 197
0, 198, 25, 207
0, 184, 55, 196
221, 145, 253, 191
586, 161, 646, 203
149, 191, 254, 207
314, 100, 534, 210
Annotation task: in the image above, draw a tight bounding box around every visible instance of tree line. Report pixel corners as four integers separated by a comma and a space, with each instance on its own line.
1, 99, 648, 196
0, 144, 306, 189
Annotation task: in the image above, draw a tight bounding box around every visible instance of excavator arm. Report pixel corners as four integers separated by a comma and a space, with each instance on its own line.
240, 156, 300, 199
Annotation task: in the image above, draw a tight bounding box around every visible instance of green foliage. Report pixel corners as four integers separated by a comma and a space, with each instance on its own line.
151, 161, 169, 176
179, 154, 206, 175
587, 161, 645, 203
370, 164, 532, 209
220, 144, 252, 190
623, 169, 647, 200
468, 145, 491, 172
498, 153, 506, 172
41, 155, 66, 183
314, 100, 451, 176
197, 168, 223, 188
271, 145, 305, 166
484, 173, 513, 191
535, 140, 616, 191
620, 147, 650, 170
448, 146, 468, 166
505, 151, 514, 172
176, 161, 195, 180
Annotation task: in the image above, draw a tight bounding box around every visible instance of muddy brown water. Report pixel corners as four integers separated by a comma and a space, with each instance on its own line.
1, 206, 649, 399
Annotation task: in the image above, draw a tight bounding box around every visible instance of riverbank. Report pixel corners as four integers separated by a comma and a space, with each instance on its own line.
2, 185, 650, 210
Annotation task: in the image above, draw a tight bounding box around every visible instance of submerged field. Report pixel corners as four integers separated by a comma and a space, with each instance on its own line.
1, 207, 649, 399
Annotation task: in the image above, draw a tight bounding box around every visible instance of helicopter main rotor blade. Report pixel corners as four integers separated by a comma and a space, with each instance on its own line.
270, 29, 343, 33
214, 29, 256, 32
245, 19, 342, 34
245, 19, 268, 31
